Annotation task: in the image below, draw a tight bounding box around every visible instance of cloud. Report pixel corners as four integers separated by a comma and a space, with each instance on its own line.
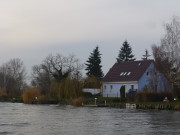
0, 0, 165, 46
0, 0, 180, 75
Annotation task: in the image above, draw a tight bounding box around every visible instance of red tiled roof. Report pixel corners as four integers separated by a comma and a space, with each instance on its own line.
103, 60, 154, 82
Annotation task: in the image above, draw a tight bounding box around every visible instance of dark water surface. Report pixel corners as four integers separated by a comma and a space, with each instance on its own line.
0, 103, 180, 135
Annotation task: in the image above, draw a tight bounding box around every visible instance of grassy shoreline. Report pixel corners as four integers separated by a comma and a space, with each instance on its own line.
1, 96, 180, 111
0, 97, 23, 103
83, 97, 180, 110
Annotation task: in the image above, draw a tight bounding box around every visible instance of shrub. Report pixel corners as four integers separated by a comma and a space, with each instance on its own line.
83, 76, 101, 88
113, 98, 121, 102
135, 90, 173, 102
71, 97, 84, 106
158, 91, 173, 101
37, 95, 50, 104
22, 88, 41, 104
50, 75, 83, 101
127, 90, 137, 102
0, 87, 7, 98
82, 92, 93, 98
173, 85, 180, 99
135, 92, 144, 102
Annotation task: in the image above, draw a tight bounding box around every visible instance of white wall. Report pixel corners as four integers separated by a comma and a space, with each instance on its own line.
102, 82, 138, 97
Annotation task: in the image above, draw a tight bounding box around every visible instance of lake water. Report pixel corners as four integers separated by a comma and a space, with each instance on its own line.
0, 103, 180, 135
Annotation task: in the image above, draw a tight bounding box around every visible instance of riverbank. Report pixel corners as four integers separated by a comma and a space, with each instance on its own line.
0, 97, 23, 103
83, 97, 180, 110
85, 101, 180, 110
1, 96, 180, 111
111, 102, 180, 110
135, 102, 180, 110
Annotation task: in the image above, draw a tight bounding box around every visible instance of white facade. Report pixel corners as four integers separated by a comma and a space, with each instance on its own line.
102, 82, 138, 97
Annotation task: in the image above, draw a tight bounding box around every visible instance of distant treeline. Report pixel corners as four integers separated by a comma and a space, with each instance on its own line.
1, 16, 180, 104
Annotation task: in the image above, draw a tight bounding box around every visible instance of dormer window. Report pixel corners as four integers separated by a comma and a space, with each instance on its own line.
120, 72, 124, 76
123, 72, 127, 76
127, 72, 131, 76
120, 72, 131, 77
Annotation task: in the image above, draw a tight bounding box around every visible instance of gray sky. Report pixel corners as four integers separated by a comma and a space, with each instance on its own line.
0, 0, 180, 77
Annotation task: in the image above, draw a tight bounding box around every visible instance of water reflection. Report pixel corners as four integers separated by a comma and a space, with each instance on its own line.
0, 103, 179, 135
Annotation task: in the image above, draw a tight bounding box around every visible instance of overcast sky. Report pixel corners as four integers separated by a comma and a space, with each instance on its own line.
0, 0, 180, 78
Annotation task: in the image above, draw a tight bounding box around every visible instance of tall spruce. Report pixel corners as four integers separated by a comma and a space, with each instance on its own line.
117, 40, 136, 62
85, 46, 103, 78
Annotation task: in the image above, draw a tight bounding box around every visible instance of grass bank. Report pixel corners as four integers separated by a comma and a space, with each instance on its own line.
0, 96, 23, 103
83, 97, 126, 108
83, 97, 180, 110
135, 101, 180, 110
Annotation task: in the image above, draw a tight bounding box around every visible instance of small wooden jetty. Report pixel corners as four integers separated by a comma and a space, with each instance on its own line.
126, 103, 136, 109
84, 104, 98, 107
82, 99, 108, 107
83, 104, 108, 107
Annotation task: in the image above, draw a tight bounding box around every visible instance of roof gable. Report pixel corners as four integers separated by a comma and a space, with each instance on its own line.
103, 60, 154, 82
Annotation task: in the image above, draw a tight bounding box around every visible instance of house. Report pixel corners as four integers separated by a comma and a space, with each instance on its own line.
102, 60, 170, 97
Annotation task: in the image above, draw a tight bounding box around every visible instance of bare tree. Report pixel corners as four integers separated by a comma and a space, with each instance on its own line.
31, 64, 51, 94
152, 16, 180, 89
43, 54, 84, 81
31, 54, 84, 94
152, 45, 173, 78
161, 16, 180, 71
0, 58, 27, 97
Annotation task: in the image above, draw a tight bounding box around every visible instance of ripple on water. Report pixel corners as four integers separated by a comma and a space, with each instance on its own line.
0, 122, 30, 127
0, 103, 180, 135
0, 132, 12, 135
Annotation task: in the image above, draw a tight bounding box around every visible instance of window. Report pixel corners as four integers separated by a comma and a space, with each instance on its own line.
155, 72, 158, 82
147, 72, 149, 76
146, 72, 149, 80
121, 72, 131, 77
110, 85, 113, 92
155, 85, 158, 92
103, 85, 106, 92
127, 72, 131, 76
120, 72, 124, 76
124, 72, 127, 76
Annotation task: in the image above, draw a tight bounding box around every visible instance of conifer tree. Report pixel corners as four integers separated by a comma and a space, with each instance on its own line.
85, 46, 103, 78
117, 40, 136, 62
